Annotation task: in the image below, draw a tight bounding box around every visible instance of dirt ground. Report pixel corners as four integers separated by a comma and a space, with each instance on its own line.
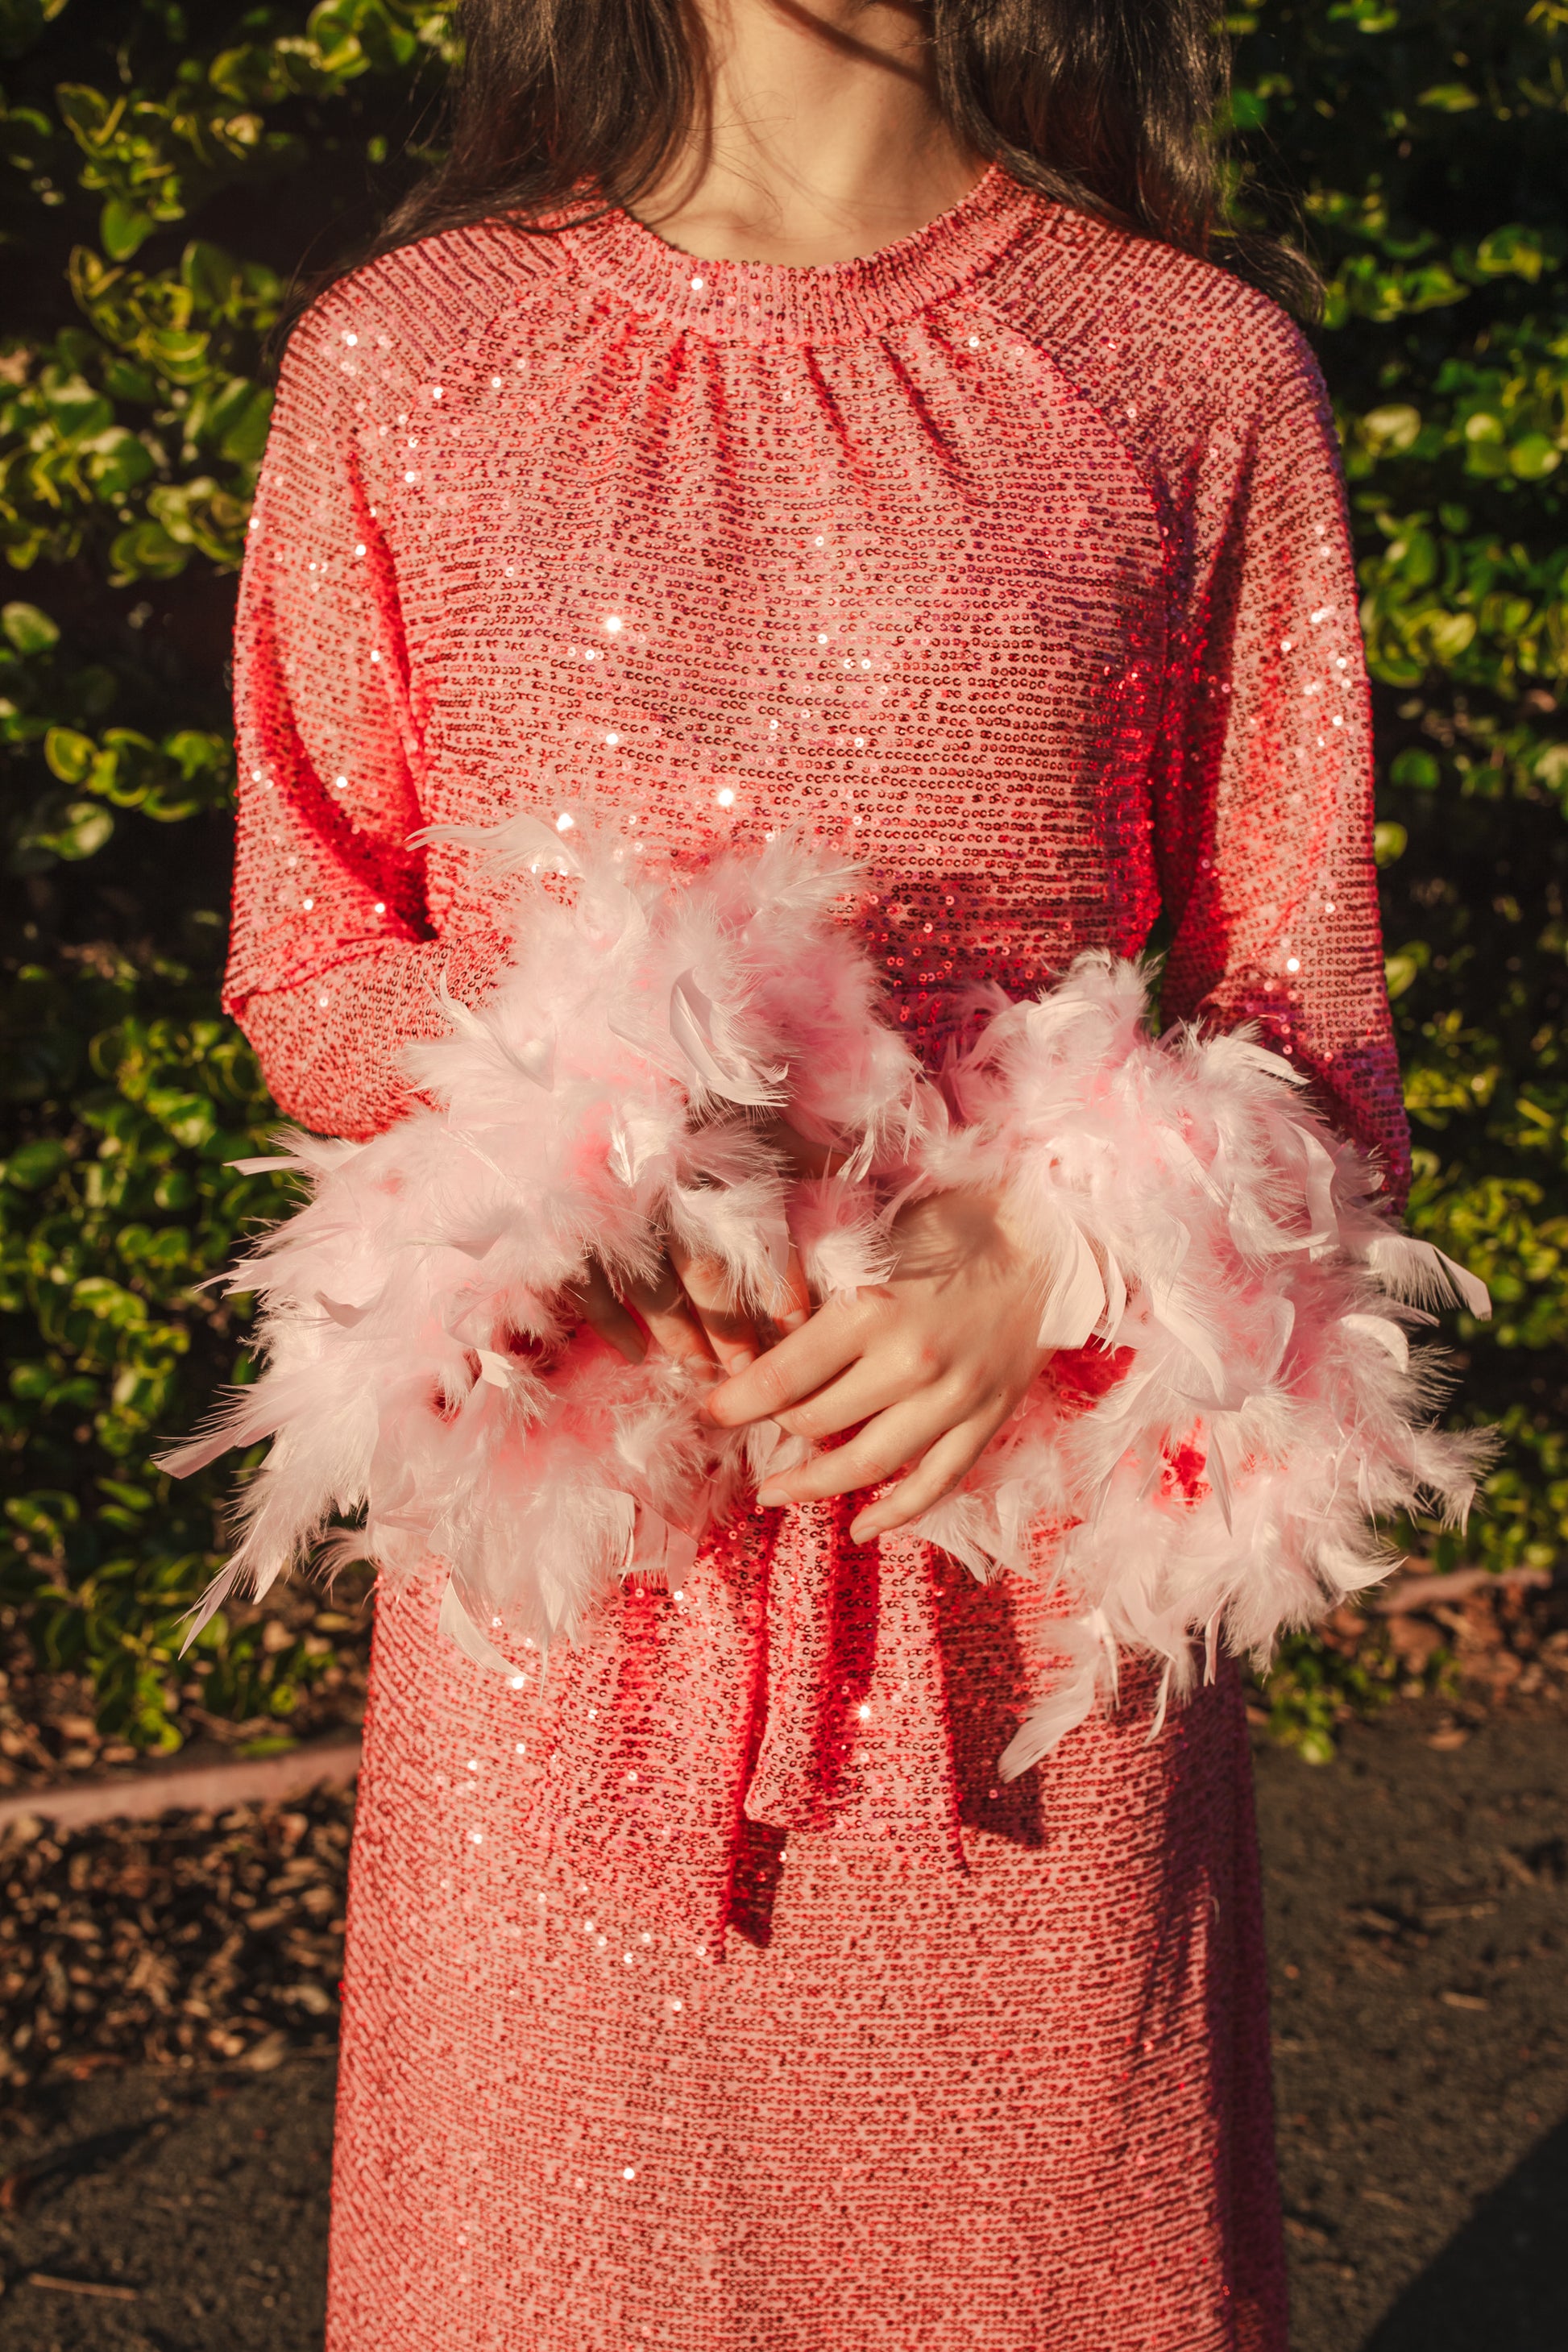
1260, 1700, 1566, 2351
0, 1699, 1563, 2351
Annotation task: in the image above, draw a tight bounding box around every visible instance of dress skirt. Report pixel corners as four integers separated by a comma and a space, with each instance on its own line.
325, 1501, 1288, 2350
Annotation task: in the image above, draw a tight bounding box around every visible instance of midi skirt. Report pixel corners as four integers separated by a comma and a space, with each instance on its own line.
326, 1498, 1288, 2350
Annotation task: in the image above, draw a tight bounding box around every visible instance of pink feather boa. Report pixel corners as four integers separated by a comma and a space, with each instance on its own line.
906, 964, 1491, 1769
164, 823, 1491, 1765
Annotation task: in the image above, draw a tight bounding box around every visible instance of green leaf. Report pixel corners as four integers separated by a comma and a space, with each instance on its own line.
1473, 226, 1549, 283
102, 358, 158, 404
1388, 748, 1440, 790
39, 375, 113, 443
108, 520, 189, 583
100, 197, 155, 260
1327, 0, 1400, 27
1417, 84, 1480, 111
97, 1479, 152, 1510
6, 1491, 79, 1537
143, 1088, 217, 1148
1509, 434, 1562, 481
0, 1, 68, 61
44, 726, 97, 783
3, 1139, 68, 1190
1424, 611, 1478, 662
71, 1276, 148, 1325
1360, 404, 1422, 453
1, 601, 59, 655
52, 801, 116, 861
212, 381, 272, 463
84, 425, 156, 498
54, 82, 115, 143
180, 239, 244, 311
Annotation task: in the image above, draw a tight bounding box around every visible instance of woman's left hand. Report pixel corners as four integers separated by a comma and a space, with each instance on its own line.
704, 1188, 1054, 1544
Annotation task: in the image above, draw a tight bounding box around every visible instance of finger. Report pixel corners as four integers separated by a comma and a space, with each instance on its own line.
755, 1395, 954, 1508
705, 1301, 865, 1428
666, 1241, 761, 1372
666, 1240, 812, 1361
771, 1241, 811, 1334
622, 1256, 719, 1370
769, 1351, 925, 1441
566, 1263, 648, 1365
848, 1411, 1008, 1544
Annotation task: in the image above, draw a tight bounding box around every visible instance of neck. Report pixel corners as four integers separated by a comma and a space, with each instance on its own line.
634, 0, 985, 267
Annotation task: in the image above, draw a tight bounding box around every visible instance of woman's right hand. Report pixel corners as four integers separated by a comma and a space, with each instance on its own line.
570, 1231, 811, 1375
570, 1118, 828, 1374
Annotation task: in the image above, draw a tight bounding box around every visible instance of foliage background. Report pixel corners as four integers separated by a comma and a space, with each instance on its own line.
1, 0, 1564, 1753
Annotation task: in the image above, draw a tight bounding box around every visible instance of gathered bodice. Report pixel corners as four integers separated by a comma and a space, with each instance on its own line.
226, 167, 1406, 1193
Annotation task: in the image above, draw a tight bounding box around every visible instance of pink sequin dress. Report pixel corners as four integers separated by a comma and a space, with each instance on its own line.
226, 166, 1404, 2351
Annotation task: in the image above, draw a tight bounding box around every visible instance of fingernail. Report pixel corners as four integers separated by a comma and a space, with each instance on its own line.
757, 1484, 788, 1508
849, 1518, 877, 1545
725, 1347, 757, 1371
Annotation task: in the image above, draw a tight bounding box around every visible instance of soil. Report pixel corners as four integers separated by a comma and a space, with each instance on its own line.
0, 2060, 335, 2350
0, 1700, 1563, 2350
1258, 1699, 1567, 2351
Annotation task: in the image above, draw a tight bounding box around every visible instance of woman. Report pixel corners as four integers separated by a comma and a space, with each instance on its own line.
224, 2, 1409, 2343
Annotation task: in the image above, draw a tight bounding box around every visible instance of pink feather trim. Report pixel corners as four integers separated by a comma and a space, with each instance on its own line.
161, 828, 916, 1656
906, 953, 1494, 1773
163, 840, 1491, 1777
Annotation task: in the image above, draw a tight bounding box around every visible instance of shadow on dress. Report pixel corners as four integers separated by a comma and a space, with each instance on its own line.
932, 1553, 1052, 1849
1360, 2112, 1568, 2352
728, 1543, 1047, 1948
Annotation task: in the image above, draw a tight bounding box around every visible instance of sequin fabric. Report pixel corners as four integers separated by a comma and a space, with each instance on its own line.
227, 166, 1407, 2350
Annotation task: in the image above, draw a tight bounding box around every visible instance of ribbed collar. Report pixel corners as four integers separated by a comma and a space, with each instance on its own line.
561, 163, 1043, 342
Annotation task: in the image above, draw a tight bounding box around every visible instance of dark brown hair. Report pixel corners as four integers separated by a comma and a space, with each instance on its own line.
324, 0, 1317, 321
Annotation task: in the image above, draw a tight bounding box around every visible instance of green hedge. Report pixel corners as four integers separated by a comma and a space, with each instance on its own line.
2, 0, 1565, 1750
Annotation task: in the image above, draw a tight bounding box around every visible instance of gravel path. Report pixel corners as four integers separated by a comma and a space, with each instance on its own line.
0, 1702, 1562, 2350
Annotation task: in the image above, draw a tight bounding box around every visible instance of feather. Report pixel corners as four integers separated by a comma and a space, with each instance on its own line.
1365, 1233, 1491, 1321
997, 1655, 1100, 1777
438, 1578, 517, 1676
789, 1176, 895, 1301
1035, 1218, 1107, 1350
668, 972, 786, 1107
410, 807, 585, 879
906, 949, 1493, 1764
164, 825, 923, 1675
1205, 1421, 1235, 1533
1341, 1312, 1410, 1371
164, 841, 1492, 1767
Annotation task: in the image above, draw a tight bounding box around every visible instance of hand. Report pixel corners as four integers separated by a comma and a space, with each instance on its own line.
568, 1118, 846, 1373
704, 1188, 1054, 1543
569, 1230, 812, 1376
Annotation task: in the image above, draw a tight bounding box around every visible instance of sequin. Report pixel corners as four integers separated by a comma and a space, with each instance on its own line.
227, 165, 1404, 2350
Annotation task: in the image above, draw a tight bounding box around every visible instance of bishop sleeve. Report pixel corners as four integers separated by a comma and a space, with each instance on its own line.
1150, 335, 1409, 1203
222, 301, 504, 1140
